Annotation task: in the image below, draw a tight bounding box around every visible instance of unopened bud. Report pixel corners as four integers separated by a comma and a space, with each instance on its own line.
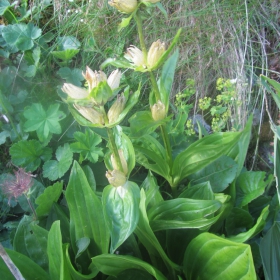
151, 100, 166, 121
124, 46, 146, 68
108, 0, 138, 14
74, 104, 104, 125
106, 170, 127, 187
62, 83, 89, 99
107, 94, 126, 124
111, 150, 128, 175
107, 69, 122, 90
147, 40, 166, 68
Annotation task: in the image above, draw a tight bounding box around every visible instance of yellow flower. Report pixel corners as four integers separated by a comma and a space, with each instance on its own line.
106, 170, 127, 187
73, 104, 104, 125
147, 39, 165, 68
82, 67, 107, 92
124, 45, 146, 68
108, 0, 138, 14
107, 94, 126, 124
107, 69, 122, 90
111, 149, 128, 175
151, 100, 166, 121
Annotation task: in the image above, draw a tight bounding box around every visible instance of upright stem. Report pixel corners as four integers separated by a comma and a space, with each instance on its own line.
107, 127, 123, 173
25, 195, 37, 220
134, 12, 147, 59
149, 72, 161, 102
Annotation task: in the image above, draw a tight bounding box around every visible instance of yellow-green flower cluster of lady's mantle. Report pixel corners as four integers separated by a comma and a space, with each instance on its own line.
62, 66, 132, 127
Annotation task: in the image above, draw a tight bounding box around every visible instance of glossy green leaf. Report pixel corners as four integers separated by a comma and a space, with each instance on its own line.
147, 198, 221, 231
89, 80, 113, 105
102, 182, 140, 253
227, 205, 269, 243
100, 57, 133, 70
172, 131, 241, 187
23, 103, 66, 142
225, 208, 254, 236
2, 23, 41, 51
157, 49, 179, 110
260, 222, 280, 280
43, 144, 73, 181
129, 111, 168, 137
76, 237, 90, 259
65, 161, 109, 257
35, 181, 63, 218
13, 216, 48, 271
47, 221, 65, 280
179, 181, 215, 200
134, 189, 180, 273
70, 129, 103, 164
183, 232, 256, 280
90, 254, 167, 280
188, 155, 238, 192
235, 171, 270, 207
64, 244, 98, 280
10, 139, 52, 172
0, 0, 11, 15
0, 248, 50, 280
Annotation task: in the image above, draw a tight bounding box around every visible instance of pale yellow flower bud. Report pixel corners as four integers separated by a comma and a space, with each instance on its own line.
83, 66, 107, 91
151, 100, 166, 121
106, 170, 127, 187
108, 0, 138, 14
107, 94, 126, 124
73, 104, 104, 125
111, 150, 128, 175
107, 69, 122, 90
62, 83, 89, 99
147, 40, 166, 68
124, 46, 146, 68
142, 0, 160, 3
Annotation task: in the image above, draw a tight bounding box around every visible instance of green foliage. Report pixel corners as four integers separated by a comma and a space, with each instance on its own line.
43, 144, 73, 180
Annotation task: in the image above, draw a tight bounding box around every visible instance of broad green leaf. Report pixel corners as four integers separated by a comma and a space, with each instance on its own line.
157, 49, 179, 110
57, 67, 84, 86
107, 269, 154, 280
89, 80, 113, 105
0, 248, 50, 280
10, 139, 52, 171
0, 90, 13, 113
227, 205, 269, 243
70, 129, 103, 164
113, 125, 135, 176
64, 244, 98, 280
134, 189, 180, 274
35, 181, 63, 217
172, 131, 242, 187
147, 198, 221, 231
260, 222, 280, 280
188, 156, 238, 192
179, 181, 215, 200
13, 216, 48, 271
183, 232, 256, 280
100, 57, 135, 70
90, 254, 167, 280
129, 111, 167, 137
0, 130, 10, 145
57, 36, 81, 50
23, 103, 66, 142
0, 0, 11, 15
102, 182, 140, 253
225, 208, 254, 236
43, 144, 73, 181
52, 49, 80, 61
140, 171, 163, 210
47, 221, 66, 280
2, 23, 41, 51
76, 237, 91, 259
235, 171, 271, 207
65, 161, 109, 257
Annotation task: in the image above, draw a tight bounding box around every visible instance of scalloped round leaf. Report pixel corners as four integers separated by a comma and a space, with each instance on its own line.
10, 140, 52, 171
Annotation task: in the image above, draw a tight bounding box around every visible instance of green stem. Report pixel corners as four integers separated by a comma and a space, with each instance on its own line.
7, 8, 18, 23
107, 127, 123, 173
134, 12, 147, 59
25, 195, 37, 220
149, 71, 161, 102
